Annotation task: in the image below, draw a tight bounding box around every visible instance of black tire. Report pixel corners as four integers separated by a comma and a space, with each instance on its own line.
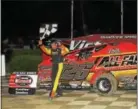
8, 88, 15, 94
93, 73, 117, 96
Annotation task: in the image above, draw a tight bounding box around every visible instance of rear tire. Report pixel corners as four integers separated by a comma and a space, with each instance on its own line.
93, 73, 117, 96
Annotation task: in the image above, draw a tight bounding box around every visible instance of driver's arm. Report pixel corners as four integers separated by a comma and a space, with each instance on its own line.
39, 45, 51, 55
38, 40, 51, 55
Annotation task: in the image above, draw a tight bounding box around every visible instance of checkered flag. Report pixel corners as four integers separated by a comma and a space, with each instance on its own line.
39, 24, 58, 40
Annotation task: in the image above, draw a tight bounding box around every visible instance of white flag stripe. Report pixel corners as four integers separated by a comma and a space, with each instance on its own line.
39, 28, 45, 33
53, 24, 58, 27
45, 24, 49, 30
45, 30, 51, 36
51, 28, 57, 33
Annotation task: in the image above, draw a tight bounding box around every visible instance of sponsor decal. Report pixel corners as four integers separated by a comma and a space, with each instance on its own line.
15, 76, 33, 86
119, 76, 137, 89
101, 35, 137, 39
14, 72, 36, 75
69, 81, 82, 88
81, 81, 90, 87
70, 40, 102, 50
15, 88, 29, 94
96, 54, 137, 70
109, 48, 120, 54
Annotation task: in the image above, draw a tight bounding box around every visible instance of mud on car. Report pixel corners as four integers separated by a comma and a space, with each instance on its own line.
38, 34, 137, 95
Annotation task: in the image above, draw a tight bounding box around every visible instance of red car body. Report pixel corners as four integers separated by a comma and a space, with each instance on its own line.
37, 34, 137, 89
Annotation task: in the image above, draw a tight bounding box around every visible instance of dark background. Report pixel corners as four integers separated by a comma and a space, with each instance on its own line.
1, 0, 137, 42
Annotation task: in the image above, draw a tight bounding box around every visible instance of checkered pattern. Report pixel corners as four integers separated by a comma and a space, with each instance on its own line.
39, 24, 58, 40
2, 89, 136, 109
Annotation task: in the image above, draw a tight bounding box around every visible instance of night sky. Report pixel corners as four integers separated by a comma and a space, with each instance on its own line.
1, 0, 137, 41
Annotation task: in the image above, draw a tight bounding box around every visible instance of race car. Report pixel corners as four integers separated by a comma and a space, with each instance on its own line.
38, 34, 137, 95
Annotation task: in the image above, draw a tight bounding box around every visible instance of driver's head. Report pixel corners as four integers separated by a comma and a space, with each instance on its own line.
51, 41, 58, 49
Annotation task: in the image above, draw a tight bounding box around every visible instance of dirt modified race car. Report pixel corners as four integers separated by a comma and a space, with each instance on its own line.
38, 34, 137, 95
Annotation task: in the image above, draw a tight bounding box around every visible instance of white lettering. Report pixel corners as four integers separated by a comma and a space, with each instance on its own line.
70, 40, 96, 50
70, 40, 82, 50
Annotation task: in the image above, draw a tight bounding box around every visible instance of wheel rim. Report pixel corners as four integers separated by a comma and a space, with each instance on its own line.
97, 78, 111, 93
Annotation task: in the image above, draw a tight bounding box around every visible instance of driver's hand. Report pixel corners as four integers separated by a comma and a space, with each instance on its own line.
38, 40, 43, 45
57, 41, 62, 46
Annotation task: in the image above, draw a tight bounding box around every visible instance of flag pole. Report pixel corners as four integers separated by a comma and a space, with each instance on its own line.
121, 0, 123, 34
71, 0, 74, 40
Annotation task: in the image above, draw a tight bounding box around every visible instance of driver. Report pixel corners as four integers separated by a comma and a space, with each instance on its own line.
38, 40, 69, 98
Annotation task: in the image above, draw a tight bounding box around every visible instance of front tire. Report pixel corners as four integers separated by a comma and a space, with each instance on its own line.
93, 73, 117, 96
8, 88, 15, 94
